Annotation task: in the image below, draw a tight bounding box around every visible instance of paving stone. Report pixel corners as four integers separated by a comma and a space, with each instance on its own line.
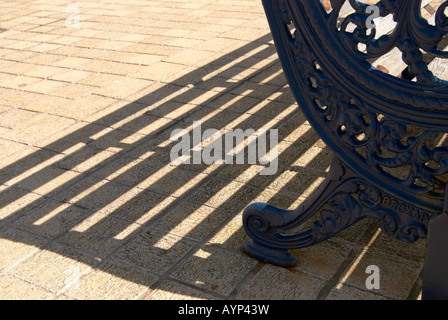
52, 56, 92, 69
52, 175, 130, 212
90, 150, 166, 183
333, 217, 376, 245
49, 83, 96, 99
1, 114, 77, 145
106, 189, 176, 224
152, 200, 232, 242
3, 40, 37, 50
23, 79, 65, 94
10, 242, 100, 294
132, 61, 191, 82
290, 240, 352, 281
0, 75, 41, 89
0, 107, 45, 130
187, 176, 261, 213
7, 165, 81, 197
166, 37, 204, 49
0, 275, 55, 300
267, 169, 326, 199
0, 187, 43, 222
369, 231, 427, 263
93, 77, 154, 100
0, 227, 50, 272
56, 214, 139, 259
326, 284, 390, 300
0, 50, 31, 62
207, 212, 249, 252
171, 245, 258, 296
341, 248, 424, 300
12, 200, 91, 239
12, 94, 72, 113
180, 108, 242, 131
142, 167, 209, 197
111, 228, 198, 275
0, 139, 30, 161
78, 60, 141, 75
250, 187, 308, 210
48, 94, 117, 119
143, 279, 220, 300
54, 146, 116, 173
28, 43, 63, 53
163, 49, 220, 67
62, 260, 159, 300
236, 264, 325, 300
0, 146, 62, 182
49, 70, 93, 83
77, 73, 120, 87
82, 100, 149, 127
22, 65, 66, 79
33, 122, 103, 151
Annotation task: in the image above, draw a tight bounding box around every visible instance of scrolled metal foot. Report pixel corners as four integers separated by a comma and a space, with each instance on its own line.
242, 157, 361, 265
242, 156, 435, 267
244, 240, 296, 267
242, 202, 297, 267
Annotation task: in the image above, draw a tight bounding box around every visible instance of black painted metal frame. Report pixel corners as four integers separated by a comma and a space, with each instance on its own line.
242, 0, 448, 299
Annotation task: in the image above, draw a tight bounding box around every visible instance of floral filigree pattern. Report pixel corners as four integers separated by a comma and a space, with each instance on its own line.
278, 0, 448, 200
335, 0, 448, 83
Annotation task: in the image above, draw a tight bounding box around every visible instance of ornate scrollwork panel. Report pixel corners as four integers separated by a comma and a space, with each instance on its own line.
243, 0, 448, 268
269, 0, 448, 211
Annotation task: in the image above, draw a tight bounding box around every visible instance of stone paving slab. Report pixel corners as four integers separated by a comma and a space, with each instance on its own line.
0, 0, 430, 300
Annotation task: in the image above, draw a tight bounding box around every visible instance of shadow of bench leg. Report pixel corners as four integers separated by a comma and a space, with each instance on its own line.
422, 208, 448, 299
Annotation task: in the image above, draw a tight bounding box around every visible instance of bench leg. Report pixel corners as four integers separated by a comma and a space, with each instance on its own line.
242, 156, 368, 267
422, 212, 448, 300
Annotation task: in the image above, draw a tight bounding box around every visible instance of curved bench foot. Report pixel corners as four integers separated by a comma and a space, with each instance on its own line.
242, 157, 367, 261
243, 156, 434, 266
244, 240, 296, 268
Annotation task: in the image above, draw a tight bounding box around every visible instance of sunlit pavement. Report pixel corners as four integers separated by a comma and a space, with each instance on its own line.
0, 0, 428, 300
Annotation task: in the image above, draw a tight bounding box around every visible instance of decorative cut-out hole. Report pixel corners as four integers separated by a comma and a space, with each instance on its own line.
380, 164, 411, 181
315, 99, 327, 110
436, 172, 448, 187
413, 178, 428, 187
344, 22, 357, 34
321, 0, 332, 13
425, 160, 440, 170
308, 76, 318, 88
376, 65, 390, 74
371, 14, 396, 39
362, 114, 371, 124
437, 34, 448, 50
287, 22, 296, 38
357, 42, 367, 52
355, 146, 367, 159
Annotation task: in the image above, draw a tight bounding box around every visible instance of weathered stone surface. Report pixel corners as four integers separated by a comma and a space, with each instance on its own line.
0, 0, 429, 300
